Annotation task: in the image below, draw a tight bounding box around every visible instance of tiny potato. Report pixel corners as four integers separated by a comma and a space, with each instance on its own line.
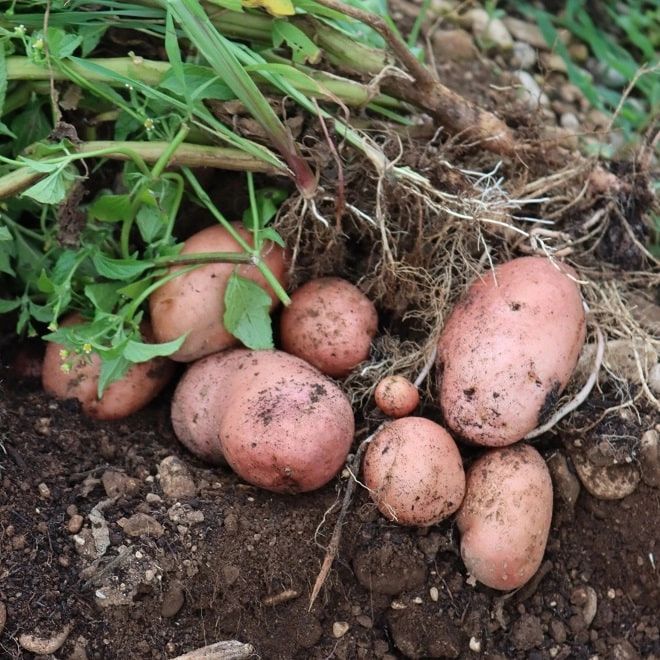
374, 375, 419, 418
437, 256, 586, 446
456, 443, 553, 590
362, 417, 465, 526
279, 277, 378, 378
150, 223, 289, 363
42, 314, 175, 421
171, 349, 251, 465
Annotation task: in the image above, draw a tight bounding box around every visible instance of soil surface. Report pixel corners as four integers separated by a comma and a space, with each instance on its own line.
2, 3, 660, 660
1, 367, 659, 660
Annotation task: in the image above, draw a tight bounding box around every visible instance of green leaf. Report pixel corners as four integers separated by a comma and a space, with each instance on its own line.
224, 272, 274, 349
136, 203, 166, 243
0, 298, 20, 313
0, 47, 7, 120
9, 97, 51, 155
84, 282, 121, 312
159, 64, 235, 101
88, 193, 133, 222
21, 167, 77, 204
0, 227, 11, 240
272, 19, 322, 64
98, 354, 132, 397
123, 334, 187, 362
45, 27, 83, 59
92, 253, 151, 280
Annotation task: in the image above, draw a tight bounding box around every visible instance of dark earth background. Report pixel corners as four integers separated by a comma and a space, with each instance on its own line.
1, 2, 660, 659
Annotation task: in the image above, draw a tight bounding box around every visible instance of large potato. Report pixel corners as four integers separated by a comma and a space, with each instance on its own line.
456, 443, 553, 590
150, 223, 289, 362
437, 256, 586, 446
362, 417, 465, 526
279, 277, 378, 377
171, 349, 250, 465
42, 314, 175, 421
172, 349, 355, 493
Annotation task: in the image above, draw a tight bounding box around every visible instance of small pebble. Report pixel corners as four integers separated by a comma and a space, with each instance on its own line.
121, 513, 164, 538
571, 450, 640, 500
332, 621, 350, 638
38, 482, 51, 498
159, 456, 197, 500
161, 582, 185, 618
639, 429, 660, 488
67, 514, 84, 534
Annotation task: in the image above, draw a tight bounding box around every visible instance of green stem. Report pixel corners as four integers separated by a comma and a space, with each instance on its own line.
183, 167, 291, 305
0, 141, 284, 201
150, 124, 189, 179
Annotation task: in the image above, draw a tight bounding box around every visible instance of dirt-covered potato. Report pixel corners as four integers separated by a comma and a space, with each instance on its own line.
279, 277, 378, 378
437, 256, 586, 446
171, 349, 250, 465
172, 349, 355, 493
42, 314, 175, 421
373, 375, 419, 418
456, 443, 553, 590
362, 417, 465, 526
150, 223, 289, 363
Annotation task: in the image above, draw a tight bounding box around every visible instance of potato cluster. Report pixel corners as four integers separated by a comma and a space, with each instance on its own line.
40, 221, 586, 592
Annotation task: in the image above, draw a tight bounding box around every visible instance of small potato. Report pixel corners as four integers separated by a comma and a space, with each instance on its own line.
279, 277, 378, 378
171, 349, 251, 465
437, 257, 586, 446
150, 223, 289, 363
362, 417, 465, 526
456, 443, 553, 590
42, 314, 175, 421
374, 375, 419, 418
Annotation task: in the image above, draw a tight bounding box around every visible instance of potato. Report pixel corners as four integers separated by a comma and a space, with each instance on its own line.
170, 349, 249, 465
437, 256, 586, 446
150, 223, 289, 362
362, 417, 465, 526
279, 277, 378, 378
42, 314, 175, 421
374, 375, 419, 418
172, 349, 355, 493
456, 443, 553, 590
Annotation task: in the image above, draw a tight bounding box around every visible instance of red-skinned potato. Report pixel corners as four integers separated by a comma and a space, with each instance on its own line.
170, 349, 250, 465
374, 375, 419, 418
362, 417, 465, 526
42, 313, 175, 421
279, 277, 378, 378
172, 349, 355, 493
456, 443, 553, 590
437, 256, 586, 446
150, 223, 289, 363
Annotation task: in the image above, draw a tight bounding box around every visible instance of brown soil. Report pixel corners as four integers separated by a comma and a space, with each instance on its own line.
1, 369, 659, 660
2, 6, 660, 660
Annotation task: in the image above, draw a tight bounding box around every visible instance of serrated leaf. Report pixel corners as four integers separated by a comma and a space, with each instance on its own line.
21, 167, 77, 204
224, 272, 274, 349
92, 253, 151, 280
